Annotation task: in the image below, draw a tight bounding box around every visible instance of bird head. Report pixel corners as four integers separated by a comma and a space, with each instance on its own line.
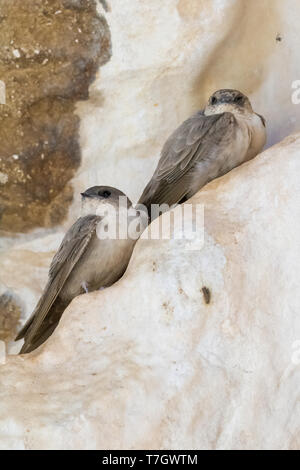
81, 186, 148, 240
80, 186, 132, 216
204, 89, 253, 116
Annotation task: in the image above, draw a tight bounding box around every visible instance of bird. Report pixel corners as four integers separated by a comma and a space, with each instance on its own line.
138, 89, 266, 218
16, 186, 145, 354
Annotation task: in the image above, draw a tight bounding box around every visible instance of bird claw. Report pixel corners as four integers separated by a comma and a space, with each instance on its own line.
81, 282, 89, 294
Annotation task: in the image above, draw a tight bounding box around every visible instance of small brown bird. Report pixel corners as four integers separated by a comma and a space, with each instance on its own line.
16, 186, 143, 354
138, 89, 266, 217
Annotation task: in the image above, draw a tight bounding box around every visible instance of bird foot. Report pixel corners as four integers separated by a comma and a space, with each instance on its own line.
98, 286, 106, 291
81, 282, 89, 294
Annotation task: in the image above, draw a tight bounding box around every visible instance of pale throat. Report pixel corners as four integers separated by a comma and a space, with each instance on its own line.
205, 103, 251, 118
81, 198, 107, 217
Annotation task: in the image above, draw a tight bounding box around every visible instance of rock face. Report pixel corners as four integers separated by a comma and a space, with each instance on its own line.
0, 134, 299, 450
0, 0, 111, 232
1, 0, 300, 450
0, 292, 21, 342
2, 0, 300, 344
2, 0, 300, 345
73, 0, 300, 209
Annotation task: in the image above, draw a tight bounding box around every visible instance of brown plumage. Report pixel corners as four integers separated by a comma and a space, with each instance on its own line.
16, 186, 142, 354
138, 89, 266, 217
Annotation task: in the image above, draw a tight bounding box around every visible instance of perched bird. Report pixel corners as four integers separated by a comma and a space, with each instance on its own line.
138, 89, 266, 217
16, 186, 143, 354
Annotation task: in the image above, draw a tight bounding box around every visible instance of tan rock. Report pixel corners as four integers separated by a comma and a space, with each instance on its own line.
0, 0, 111, 232
0, 292, 21, 342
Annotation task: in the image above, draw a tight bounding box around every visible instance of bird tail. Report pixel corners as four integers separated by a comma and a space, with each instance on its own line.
138, 178, 188, 222
16, 295, 67, 354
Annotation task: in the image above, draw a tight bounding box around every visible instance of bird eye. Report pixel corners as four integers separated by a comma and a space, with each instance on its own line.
235, 95, 243, 103
100, 190, 111, 198
211, 96, 217, 105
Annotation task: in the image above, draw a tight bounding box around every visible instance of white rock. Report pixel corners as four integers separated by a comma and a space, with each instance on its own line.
0, 341, 6, 365
0, 232, 64, 337
12, 49, 21, 59
0, 172, 8, 185
0, 134, 299, 450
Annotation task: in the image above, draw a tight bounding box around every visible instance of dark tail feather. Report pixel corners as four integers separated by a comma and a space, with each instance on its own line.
138, 178, 190, 221
19, 297, 68, 354
19, 322, 57, 354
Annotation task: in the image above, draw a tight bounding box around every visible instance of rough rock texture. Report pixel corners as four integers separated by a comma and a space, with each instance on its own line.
0, 231, 58, 351
0, 0, 300, 448
0, 292, 21, 342
3, 0, 300, 344
2, 0, 300, 342
0, 0, 111, 232
0, 134, 299, 450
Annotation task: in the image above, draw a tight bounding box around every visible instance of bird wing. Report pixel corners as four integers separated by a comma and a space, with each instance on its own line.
138, 111, 237, 210
16, 215, 101, 349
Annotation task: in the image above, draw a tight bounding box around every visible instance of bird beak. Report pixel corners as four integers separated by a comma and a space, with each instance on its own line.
81, 192, 92, 198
